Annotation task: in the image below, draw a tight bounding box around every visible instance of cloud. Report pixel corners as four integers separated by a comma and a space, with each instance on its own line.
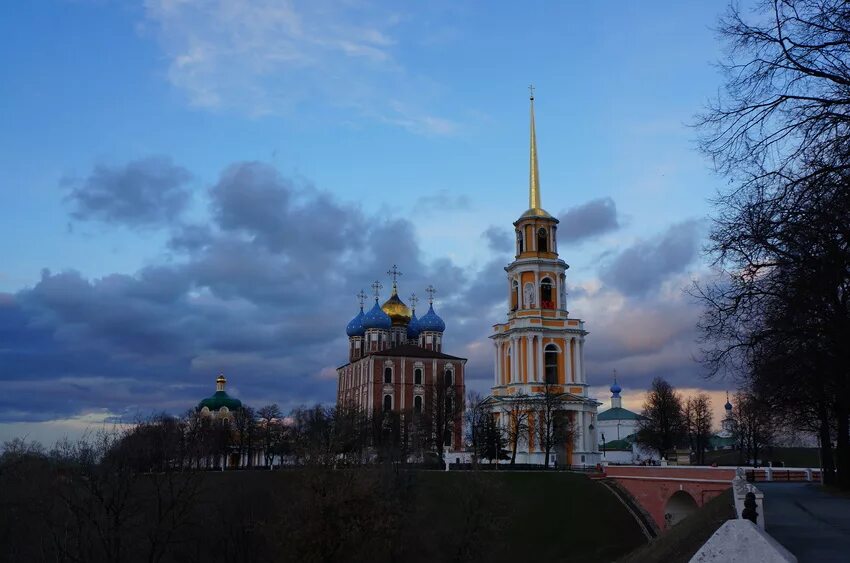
3, 160, 498, 426
599, 219, 701, 296
2, 158, 713, 440
142, 0, 458, 134
65, 157, 192, 227
414, 189, 470, 214
557, 197, 620, 242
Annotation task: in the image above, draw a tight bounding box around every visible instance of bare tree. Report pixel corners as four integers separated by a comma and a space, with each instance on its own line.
257, 403, 283, 468
636, 377, 685, 460
684, 393, 713, 465
537, 383, 576, 468
732, 390, 778, 467
694, 0, 850, 488
465, 391, 488, 465
503, 393, 532, 465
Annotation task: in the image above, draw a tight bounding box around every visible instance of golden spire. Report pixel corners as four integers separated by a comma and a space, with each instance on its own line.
529, 84, 541, 211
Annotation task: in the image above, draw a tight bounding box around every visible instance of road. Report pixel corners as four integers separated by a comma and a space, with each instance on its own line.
760, 482, 850, 562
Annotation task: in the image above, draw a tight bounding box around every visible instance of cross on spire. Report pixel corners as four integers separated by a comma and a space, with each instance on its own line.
387, 264, 403, 287
356, 289, 367, 308
612, 368, 618, 384
528, 83, 535, 100
408, 292, 419, 311
371, 280, 383, 301
425, 285, 437, 305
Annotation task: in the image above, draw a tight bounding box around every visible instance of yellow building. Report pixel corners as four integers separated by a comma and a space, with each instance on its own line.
485, 91, 601, 467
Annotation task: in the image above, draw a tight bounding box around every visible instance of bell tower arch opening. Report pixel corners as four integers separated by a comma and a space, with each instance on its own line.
537, 227, 548, 252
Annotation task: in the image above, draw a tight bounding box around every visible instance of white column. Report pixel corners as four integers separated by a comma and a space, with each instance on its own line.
510, 337, 518, 383
525, 335, 533, 383
578, 338, 585, 384
494, 341, 500, 387
566, 337, 574, 383
536, 336, 543, 383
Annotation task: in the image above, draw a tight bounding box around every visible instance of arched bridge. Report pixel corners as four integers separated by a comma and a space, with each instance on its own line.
601, 466, 735, 530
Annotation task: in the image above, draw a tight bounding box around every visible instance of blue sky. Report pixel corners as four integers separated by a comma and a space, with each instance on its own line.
0, 1, 736, 442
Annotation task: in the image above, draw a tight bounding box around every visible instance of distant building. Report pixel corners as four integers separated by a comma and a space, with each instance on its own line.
710, 393, 737, 450
597, 378, 657, 464
336, 273, 467, 452
197, 374, 243, 419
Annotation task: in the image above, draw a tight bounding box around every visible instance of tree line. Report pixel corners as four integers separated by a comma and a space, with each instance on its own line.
634, 377, 786, 467
0, 409, 506, 563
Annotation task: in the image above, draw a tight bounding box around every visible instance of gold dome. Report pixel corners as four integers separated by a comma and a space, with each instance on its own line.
381, 289, 412, 326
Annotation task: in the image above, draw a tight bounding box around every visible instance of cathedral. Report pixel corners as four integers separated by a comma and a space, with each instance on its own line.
336, 272, 467, 452
484, 91, 601, 466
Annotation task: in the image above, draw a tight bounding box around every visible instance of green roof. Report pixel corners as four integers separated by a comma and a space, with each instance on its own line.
598, 407, 643, 421
600, 439, 633, 450
198, 391, 242, 412
709, 435, 736, 449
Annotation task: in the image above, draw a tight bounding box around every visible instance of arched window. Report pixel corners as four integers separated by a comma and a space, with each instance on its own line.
511, 280, 519, 311
544, 344, 559, 384
414, 395, 423, 413
516, 229, 524, 253
383, 394, 392, 412
384, 366, 392, 384
537, 227, 548, 252
414, 367, 423, 385
541, 277, 554, 309
444, 368, 453, 387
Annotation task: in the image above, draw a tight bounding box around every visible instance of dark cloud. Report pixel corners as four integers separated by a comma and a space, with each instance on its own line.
557, 197, 620, 242
2, 160, 502, 424
482, 226, 512, 253
2, 159, 709, 430
66, 157, 192, 227
599, 219, 701, 296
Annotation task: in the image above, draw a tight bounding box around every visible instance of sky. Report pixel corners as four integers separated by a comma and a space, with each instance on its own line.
0, 0, 740, 444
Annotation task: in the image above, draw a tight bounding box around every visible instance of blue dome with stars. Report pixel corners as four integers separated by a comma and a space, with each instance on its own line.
407, 311, 421, 339
418, 303, 446, 332
610, 381, 622, 396
346, 307, 365, 337
362, 300, 392, 330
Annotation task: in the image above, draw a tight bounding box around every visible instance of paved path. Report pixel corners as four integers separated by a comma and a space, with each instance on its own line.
760, 482, 850, 562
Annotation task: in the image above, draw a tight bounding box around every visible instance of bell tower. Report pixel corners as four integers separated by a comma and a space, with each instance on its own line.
488, 89, 599, 466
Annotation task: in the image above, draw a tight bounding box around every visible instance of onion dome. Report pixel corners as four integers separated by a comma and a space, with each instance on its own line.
407, 310, 421, 339
362, 299, 392, 330
725, 399, 733, 411
381, 288, 412, 326
346, 307, 365, 337
198, 374, 242, 412
610, 381, 622, 397
418, 303, 445, 332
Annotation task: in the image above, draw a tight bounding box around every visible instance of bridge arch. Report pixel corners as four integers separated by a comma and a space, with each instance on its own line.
664, 490, 698, 528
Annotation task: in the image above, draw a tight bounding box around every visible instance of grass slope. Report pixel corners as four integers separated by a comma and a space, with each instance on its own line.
616, 489, 735, 563
414, 471, 647, 562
